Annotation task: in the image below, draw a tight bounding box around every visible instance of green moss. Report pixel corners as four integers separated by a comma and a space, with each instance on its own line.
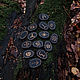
11, 0, 72, 79
30, 0, 72, 80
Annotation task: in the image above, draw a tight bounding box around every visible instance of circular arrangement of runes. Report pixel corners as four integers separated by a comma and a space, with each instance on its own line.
27, 23, 37, 31
44, 41, 53, 52
33, 41, 43, 48
20, 13, 58, 68
20, 31, 28, 39
36, 49, 47, 60
23, 50, 34, 58
39, 21, 49, 30
22, 41, 32, 49
39, 31, 49, 39
29, 58, 41, 68
27, 32, 37, 40
39, 13, 49, 20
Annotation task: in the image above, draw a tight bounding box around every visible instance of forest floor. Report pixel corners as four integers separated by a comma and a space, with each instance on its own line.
0, 0, 72, 80
30, 0, 72, 79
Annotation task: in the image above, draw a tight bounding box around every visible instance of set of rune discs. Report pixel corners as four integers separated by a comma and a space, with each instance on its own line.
20, 13, 58, 68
